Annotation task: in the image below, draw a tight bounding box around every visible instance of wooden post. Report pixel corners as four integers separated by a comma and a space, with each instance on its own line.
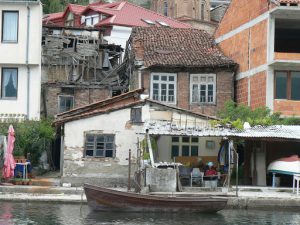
128, 149, 131, 192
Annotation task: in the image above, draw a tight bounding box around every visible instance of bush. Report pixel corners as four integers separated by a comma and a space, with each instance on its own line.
0, 118, 55, 166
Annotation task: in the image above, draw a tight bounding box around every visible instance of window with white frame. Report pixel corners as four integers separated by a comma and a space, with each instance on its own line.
171, 136, 199, 159
85, 133, 115, 157
151, 73, 176, 104
85, 15, 100, 26
58, 96, 74, 113
2, 11, 19, 43
1, 68, 18, 98
190, 74, 216, 104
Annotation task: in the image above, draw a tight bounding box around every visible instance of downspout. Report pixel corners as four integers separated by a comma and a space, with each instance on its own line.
26, 4, 31, 119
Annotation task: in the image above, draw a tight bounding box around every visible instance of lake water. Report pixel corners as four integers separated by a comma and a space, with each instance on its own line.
0, 202, 299, 225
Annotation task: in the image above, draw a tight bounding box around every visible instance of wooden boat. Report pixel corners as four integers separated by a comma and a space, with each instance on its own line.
84, 183, 228, 213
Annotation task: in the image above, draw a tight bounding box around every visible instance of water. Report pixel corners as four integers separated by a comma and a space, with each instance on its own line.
0, 202, 299, 225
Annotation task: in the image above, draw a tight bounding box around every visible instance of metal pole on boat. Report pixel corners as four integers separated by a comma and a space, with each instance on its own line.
228, 140, 231, 192
128, 149, 131, 192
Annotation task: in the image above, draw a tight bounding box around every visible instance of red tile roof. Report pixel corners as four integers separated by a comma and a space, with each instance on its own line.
43, 12, 64, 26
130, 27, 236, 69
44, 1, 191, 28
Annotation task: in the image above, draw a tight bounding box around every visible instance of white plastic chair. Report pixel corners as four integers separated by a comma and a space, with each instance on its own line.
190, 168, 203, 187
293, 174, 300, 195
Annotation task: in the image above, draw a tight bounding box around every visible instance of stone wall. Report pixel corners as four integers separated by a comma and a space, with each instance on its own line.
42, 85, 110, 117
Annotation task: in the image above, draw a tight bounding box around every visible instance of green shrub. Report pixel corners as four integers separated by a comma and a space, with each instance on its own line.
0, 118, 55, 166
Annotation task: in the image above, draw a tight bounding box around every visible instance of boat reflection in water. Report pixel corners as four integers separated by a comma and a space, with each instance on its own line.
84, 184, 228, 213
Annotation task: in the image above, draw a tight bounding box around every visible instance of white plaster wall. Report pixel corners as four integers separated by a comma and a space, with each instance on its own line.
0, 65, 41, 119
157, 136, 222, 162
103, 26, 132, 50
64, 108, 145, 165
0, 2, 42, 65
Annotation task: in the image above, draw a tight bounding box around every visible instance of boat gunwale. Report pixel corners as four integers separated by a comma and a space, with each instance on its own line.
84, 183, 228, 203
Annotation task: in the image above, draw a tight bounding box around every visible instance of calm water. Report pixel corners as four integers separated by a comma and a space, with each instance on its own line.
0, 202, 299, 225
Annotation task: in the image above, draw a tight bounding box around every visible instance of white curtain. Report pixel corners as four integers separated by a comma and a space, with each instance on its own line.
3, 12, 18, 42
2, 69, 17, 97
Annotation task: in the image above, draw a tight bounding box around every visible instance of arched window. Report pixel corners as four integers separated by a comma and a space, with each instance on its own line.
164, 0, 168, 16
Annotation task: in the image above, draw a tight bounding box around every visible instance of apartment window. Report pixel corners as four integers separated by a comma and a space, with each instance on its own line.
59, 96, 74, 113
2, 11, 19, 43
171, 136, 199, 158
1, 68, 18, 98
85, 134, 115, 157
151, 73, 176, 104
191, 74, 216, 104
131, 108, 142, 123
164, 0, 168, 16
275, 71, 300, 100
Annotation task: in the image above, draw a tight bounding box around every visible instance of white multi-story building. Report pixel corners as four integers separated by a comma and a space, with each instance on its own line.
0, 0, 42, 120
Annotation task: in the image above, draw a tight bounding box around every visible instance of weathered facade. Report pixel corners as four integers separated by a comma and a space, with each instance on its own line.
125, 27, 236, 117
41, 27, 126, 117
0, 0, 42, 120
215, 0, 300, 116
55, 89, 219, 186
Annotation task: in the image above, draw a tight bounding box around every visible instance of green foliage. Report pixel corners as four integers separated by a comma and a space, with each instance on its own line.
214, 100, 300, 129
0, 119, 55, 166
41, 0, 89, 14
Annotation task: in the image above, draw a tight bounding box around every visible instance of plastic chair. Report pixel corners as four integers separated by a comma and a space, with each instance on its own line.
190, 168, 203, 187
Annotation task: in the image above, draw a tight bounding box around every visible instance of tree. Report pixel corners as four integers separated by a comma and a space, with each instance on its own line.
213, 100, 300, 130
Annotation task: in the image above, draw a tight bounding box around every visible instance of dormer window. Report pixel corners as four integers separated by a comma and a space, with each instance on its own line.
85, 15, 100, 27
157, 21, 169, 27
65, 13, 74, 27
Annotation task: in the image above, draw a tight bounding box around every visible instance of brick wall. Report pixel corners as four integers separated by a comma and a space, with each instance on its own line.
215, 0, 270, 38
142, 70, 234, 117
236, 77, 248, 105
274, 100, 300, 116
42, 85, 110, 117
250, 72, 266, 108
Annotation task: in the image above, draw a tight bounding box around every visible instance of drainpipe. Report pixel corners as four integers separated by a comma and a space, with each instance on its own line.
26, 4, 31, 119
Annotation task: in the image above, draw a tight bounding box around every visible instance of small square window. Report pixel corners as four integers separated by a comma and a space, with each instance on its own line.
59, 96, 74, 113
206, 140, 215, 149
85, 134, 115, 158
182, 137, 190, 143
191, 137, 198, 143
172, 137, 179, 142
131, 108, 142, 123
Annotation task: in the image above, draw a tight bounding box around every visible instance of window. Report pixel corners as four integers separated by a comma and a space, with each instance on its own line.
142, 19, 155, 25
170, 136, 199, 158
164, 0, 168, 16
85, 134, 115, 157
65, 13, 74, 27
190, 74, 216, 104
1, 68, 18, 98
59, 96, 74, 113
206, 140, 215, 150
85, 15, 99, 26
157, 21, 169, 27
275, 71, 300, 100
2, 11, 18, 43
131, 108, 142, 123
151, 73, 176, 104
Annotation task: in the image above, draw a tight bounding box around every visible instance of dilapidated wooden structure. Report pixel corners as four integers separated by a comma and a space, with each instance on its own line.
41, 26, 128, 117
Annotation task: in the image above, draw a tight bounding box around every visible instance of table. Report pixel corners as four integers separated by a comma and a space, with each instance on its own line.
15, 162, 30, 180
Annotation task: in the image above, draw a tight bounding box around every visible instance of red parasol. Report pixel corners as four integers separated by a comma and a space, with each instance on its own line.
3, 125, 16, 179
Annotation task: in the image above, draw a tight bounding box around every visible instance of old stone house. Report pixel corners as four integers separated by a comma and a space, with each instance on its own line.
215, 0, 300, 116
54, 89, 222, 186
125, 27, 236, 117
